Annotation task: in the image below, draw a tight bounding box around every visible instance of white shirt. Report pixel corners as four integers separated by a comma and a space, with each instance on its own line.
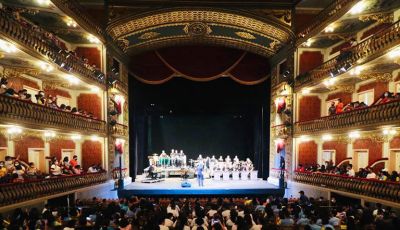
366, 172, 376, 179
167, 205, 180, 217
208, 209, 218, 217
347, 168, 355, 177
222, 210, 230, 218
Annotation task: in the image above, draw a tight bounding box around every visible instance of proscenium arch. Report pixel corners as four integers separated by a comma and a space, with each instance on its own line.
107, 8, 294, 57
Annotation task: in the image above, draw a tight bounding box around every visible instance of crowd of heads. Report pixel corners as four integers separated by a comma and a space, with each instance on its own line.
0, 155, 103, 184
328, 91, 400, 116
0, 77, 97, 119
297, 162, 400, 182
1, 192, 399, 230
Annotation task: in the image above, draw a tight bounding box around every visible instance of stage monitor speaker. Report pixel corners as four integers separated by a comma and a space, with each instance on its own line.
181, 181, 191, 188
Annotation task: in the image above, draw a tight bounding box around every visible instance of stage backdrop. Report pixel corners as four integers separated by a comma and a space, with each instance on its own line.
148, 114, 254, 161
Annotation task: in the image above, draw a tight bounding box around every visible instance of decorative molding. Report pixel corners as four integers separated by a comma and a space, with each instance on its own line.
235, 31, 256, 40
359, 13, 394, 23
3, 66, 40, 78
359, 72, 392, 82
335, 84, 355, 93
138, 31, 161, 40
336, 135, 352, 144
366, 133, 386, 143
183, 22, 212, 36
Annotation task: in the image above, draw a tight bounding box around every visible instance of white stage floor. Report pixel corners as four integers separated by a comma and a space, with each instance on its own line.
119, 177, 282, 197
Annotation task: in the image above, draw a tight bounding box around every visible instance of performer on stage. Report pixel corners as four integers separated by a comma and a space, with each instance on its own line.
170, 149, 177, 167
196, 160, 204, 187
159, 150, 170, 167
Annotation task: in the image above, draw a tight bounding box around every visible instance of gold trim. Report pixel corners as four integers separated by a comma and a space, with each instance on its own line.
138, 31, 161, 40
108, 10, 291, 42
235, 31, 256, 40
359, 72, 392, 82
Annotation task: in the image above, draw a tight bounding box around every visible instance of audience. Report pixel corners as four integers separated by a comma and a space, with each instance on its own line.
0, 76, 98, 119
1, 192, 399, 229
0, 155, 103, 184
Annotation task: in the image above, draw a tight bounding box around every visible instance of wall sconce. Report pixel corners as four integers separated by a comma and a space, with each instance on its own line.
382, 128, 397, 136
44, 131, 56, 142
71, 134, 82, 141
7, 126, 23, 141
91, 135, 99, 141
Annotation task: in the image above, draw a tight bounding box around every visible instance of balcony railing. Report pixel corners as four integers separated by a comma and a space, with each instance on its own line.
293, 171, 400, 203
296, 0, 358, 46
0, 95, 107, 134
109, 123, 129, 137
0, 172, 107, 207
0, 9, 105, 86
295, 19, 400, 89
294, 99, 400, 135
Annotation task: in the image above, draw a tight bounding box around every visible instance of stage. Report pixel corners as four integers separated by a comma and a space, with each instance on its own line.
118, 177, 284, 197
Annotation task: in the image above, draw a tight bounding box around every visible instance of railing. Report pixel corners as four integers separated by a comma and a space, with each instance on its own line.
0, 9, 105, 85
109, 123, 129, 137
0, 95, 107, 134
0, 172, 107, 207
295, 19, 400, 89
296, 0, 358, 46
295, 99, 400, 135
293, 171, 400, 203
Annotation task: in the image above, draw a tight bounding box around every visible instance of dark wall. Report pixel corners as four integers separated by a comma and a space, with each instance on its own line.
129, 76, 270, 179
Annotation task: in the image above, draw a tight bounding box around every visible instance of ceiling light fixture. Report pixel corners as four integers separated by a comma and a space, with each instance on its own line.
65, 17, 77, 28
348, 131, 360, 139
66, 75, 80, 85
349, 1, 366, 15
0, 39, 17, 53
322, 134, 333, 141
87, 34, 100, 44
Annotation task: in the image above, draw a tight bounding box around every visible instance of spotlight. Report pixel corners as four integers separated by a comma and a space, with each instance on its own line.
282, 70, 290, 78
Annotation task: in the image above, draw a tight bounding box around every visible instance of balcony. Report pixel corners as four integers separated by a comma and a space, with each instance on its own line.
112, 80, 128, 95
296, 0, 359, 46
0, 9, 105, 86
0, 95, 107, 135
109, 123, 129, 137
293, 171, 400, 204
0, 172, 108, 207
295, 19, 400, 90
294, 99, 400, 135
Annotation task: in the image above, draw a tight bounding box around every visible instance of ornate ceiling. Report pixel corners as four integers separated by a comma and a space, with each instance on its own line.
106, 8, 294, 57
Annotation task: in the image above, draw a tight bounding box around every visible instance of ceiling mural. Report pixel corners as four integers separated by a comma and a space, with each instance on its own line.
107, 9, 293, 57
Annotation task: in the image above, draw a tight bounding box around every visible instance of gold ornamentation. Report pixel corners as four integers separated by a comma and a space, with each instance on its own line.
359, 13, 394, 23
117, 38, 130, 51
183, 22, 212, 36
335, 84, 355, 93
108, 10, 291, 43
366, 133, 385, 143
359, 72, 392, 82
3, 66, 40, 78
138, 31, 160, 40
235, 31, 256, 40
337, 135, 352, 144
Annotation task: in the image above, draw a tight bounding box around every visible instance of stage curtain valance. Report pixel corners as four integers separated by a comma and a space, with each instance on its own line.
130, 46, 270, 85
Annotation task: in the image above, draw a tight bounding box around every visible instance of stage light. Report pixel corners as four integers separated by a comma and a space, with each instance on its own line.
304, 39, 313, 47
66, 75, 80, 85
349, 1, 366, 15
38, 61, 54, 72
90, 86, 100, 92
7, 126, 22, 134
87, 34, 100, 44
299, 136, 311, 142
322, 134, 332, 141
65, 17, 77, 28
301, 88, 310, 94
388, 48, 400, 59
36, 0, 51, 6
349, 66, 363, 75
348, 131, 360, 139
324, 24, 335, 33
323, 78, 336, 87
44, 131, 56, 138
0, 39, 17, 53
71, 134, 82, 141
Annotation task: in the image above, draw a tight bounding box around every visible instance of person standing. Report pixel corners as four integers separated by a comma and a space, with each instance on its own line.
197, 161, 204, 187
336, 99, 344, 114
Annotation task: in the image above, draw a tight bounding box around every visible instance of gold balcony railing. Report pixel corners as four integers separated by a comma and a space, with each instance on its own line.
0, 172, 107, 207
296, 0, 358, 46
295, 19, 400, 89
0, 95, 107, 134
0, 9, 105, 86
294, 99, 400, 135
293, 171, 400, 203
109, 123, 129, 137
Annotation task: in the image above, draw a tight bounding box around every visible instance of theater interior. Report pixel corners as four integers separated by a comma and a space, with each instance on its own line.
0, 0, 400, 229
